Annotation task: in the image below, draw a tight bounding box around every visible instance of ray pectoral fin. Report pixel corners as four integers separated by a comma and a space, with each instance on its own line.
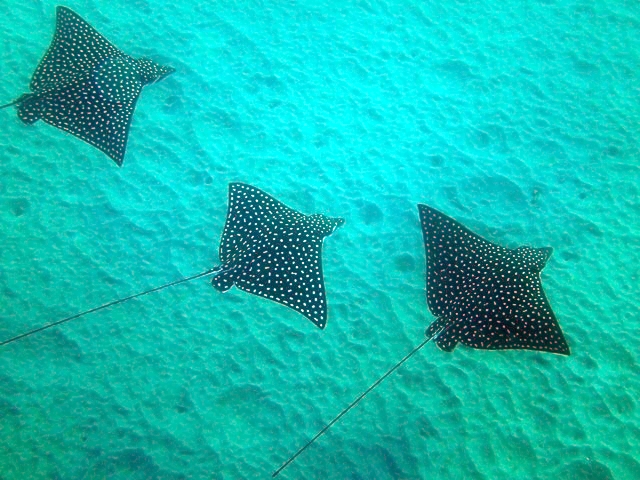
34, 64, 142, 165
30, 6, 122, 93
233, 245, 329, 329
518, 290, 571, 355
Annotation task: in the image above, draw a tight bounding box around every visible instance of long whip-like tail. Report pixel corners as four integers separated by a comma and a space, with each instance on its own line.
0, 93, 31, 111
1, 267, 222, 347
0, 101, 19, 110
272, 325, 448, 477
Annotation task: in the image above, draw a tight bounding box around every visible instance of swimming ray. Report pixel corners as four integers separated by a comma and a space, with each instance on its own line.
420, 204, 569, 355
0, 183, 344, 347
212, 182, 345, 329
272, 204, 569, 477
0, 6, 174, 166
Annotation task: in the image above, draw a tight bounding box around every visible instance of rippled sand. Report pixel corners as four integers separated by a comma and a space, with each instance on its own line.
1, 1, 638, 478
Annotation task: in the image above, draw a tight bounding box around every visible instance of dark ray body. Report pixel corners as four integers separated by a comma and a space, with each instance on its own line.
1, 6, 174, 165
212, 183, 345, 329
419, 204, 569, 355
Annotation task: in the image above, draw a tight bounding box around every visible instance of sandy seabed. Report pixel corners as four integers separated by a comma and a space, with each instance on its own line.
1, 1, 638, 478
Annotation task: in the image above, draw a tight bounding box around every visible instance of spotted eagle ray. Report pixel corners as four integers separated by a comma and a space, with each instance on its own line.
1, 183, 344, 346
0, 6, 174, 166
273, 204, 569, 477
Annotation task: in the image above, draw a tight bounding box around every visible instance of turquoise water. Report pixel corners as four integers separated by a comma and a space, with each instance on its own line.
1, 0, 639, 478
